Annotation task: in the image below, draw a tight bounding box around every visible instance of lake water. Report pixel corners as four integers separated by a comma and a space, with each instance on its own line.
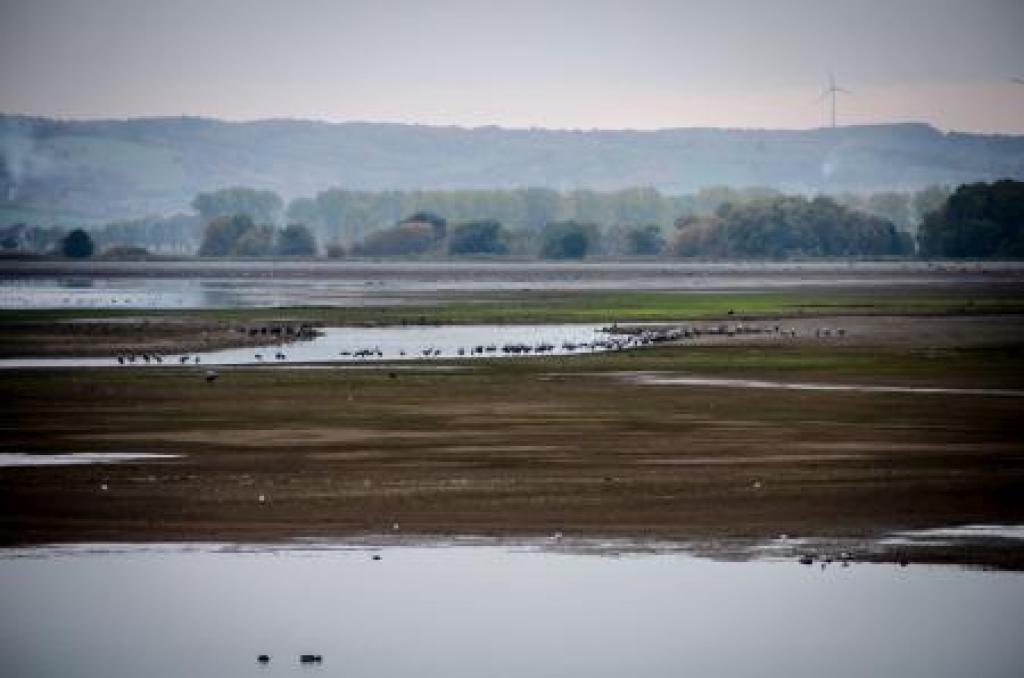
0, 453, 181, 467
2, 260, 1021, 309
0, 542, 1021, 678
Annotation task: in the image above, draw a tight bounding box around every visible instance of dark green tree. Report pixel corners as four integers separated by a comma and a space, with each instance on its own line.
917, 180, 1024, 257
233, 224, 276, 256
352, 223, 436, 256
61, 228, 94, 258
448, 220, 508, 255
276, 223, 318, 256
540, 221, 596, 259
625, 224, 666, 255
198, 214, 256, 256
672, 195, 912, 258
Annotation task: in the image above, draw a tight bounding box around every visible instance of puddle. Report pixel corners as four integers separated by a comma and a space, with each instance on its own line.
0, 453, 181, 467
621, 373, 1024, 398
881, 524, 1024, 545
0, 324, 617, 368
0, 541, 1021, 678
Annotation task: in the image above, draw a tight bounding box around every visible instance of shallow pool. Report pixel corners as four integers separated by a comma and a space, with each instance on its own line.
0, 324, 614, 368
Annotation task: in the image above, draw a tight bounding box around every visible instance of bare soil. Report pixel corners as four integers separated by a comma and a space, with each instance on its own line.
2, 333, 1022, 567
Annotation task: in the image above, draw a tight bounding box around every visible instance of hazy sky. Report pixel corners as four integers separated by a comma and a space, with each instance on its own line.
1, 0, 1022, 132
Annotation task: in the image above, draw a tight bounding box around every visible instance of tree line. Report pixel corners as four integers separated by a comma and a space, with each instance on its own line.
185, 181, 1016, 259
4, 180, 1021, 259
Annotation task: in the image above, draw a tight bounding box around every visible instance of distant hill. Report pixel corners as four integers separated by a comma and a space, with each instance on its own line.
2, 114, 1023, 221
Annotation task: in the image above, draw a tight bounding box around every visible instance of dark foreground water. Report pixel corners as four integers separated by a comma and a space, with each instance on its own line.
1, 542, 1021, 678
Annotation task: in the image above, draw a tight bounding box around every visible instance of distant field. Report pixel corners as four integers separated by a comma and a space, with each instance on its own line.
3, 289, 1023, 326
0, 205, 106, 227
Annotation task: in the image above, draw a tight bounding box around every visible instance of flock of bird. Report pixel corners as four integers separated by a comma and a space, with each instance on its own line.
112, 323, 848, 368
334, 326, 688, 361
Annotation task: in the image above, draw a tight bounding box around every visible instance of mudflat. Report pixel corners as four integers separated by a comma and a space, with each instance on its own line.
1, 264, 1022, 568
2, 331, 1023, 568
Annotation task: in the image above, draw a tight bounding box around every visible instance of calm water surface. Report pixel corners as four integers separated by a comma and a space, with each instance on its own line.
0, 324, 613, 368
3, 260, 1021, 309
0, 542, 1021, 678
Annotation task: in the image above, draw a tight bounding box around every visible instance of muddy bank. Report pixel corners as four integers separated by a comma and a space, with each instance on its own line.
2, 355, 1022, 568
0, 318, 321, 358
3, 311, 1023, 360
612, 313, 1024, 349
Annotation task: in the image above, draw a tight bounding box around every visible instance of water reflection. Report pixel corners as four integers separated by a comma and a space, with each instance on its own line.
0, 542, 1021, 678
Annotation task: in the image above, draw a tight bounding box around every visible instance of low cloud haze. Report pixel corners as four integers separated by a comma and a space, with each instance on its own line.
1, 0, 1022, 131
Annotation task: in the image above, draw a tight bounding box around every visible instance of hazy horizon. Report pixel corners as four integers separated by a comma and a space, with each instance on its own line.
2, 0, 1023, 134
5, 111, 1015, 135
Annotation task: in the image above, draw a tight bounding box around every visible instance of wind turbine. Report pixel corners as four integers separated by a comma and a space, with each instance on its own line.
821, 71, 852, 128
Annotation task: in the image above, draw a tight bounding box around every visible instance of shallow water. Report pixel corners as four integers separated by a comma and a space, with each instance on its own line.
0, 324, 612, 368
3, 260, 1021, 309
0, 277, 410, 310
624, 373, 1024, 398
0, 542, 1021, 678
0, 452, 181, 467
882, 524, 1024, 544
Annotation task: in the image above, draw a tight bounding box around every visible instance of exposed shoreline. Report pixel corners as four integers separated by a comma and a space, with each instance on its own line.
2, 269, 1022, 570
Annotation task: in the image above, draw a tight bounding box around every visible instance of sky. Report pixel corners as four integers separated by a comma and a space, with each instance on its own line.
1, 0, 1023, 132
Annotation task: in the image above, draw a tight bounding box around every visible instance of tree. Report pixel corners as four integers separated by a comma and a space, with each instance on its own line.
671, 195, 912, 258
400, 211, 447, 241
61, 228, 94, 258
285, 197, 322, 230
198, 214, 256, 256
92, 213, 202, 254
192, 187, 284, 224
352, 223, 436, 256
917, 180, 1024, 258
277, 223, 318, 256
625, 224, 666, 255
233, 224, 276, 256
540, 221, 596, 259
448, 220, 508, 255
912, 185, 952, 224
100, 245, 150, 259
864, 192, 914, 231
523, 187, 561, 230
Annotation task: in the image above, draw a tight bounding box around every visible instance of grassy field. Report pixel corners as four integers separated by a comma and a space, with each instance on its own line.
4, 288, 1024, 326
